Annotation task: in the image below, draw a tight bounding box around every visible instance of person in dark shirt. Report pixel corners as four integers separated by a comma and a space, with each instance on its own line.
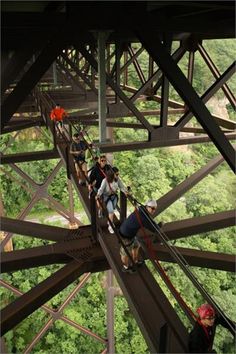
88, 155, 111, 191
70, 133, 88, 185
88, 155, 111, 217
188, 303, 235, 353
119, 200, 162, 273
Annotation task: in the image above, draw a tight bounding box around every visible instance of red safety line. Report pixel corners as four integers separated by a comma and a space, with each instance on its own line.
73, 124, 229, 346
78, 125, 203, 324
133, 205, 197, 322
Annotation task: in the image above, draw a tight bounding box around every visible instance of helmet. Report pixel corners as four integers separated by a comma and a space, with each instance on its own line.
197, 304, 215, 319
145, 200, 157, 208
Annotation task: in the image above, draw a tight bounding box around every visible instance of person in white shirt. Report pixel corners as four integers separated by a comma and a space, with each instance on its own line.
96, 167, 127, 233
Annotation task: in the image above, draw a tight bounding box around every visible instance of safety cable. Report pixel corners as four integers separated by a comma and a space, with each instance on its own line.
69, 122, 235, 335
133, 198, 235, 334
133, 203, 196, 324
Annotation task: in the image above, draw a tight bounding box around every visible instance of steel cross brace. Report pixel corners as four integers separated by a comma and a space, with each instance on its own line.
137, 29, 235, 172
0, 276, 107, 353
0, 248, 108, 336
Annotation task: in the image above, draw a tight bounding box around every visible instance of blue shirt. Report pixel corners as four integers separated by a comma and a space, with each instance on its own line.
70, 141, 87, 162
119, 206, 157, 239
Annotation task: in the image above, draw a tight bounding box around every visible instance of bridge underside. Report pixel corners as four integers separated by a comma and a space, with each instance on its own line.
1, 1, 235, 353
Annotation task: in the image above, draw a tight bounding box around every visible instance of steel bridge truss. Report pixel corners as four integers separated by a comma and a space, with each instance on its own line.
1, 24, 236, 353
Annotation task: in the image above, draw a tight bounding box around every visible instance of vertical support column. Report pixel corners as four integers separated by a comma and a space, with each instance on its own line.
187, 51, 195, 85
98, 32, 115, 350
65, 146, 71, 180
148, 56, 154, 88
123, 50, 128, 86
160, 36, 172, 127
107, 44, 111, 74
53, 62, 58, 86
91, 48, 96, 89
0, 337, 8, 354
106, 270, 115, 354
115, 40, 121, 104
98, 32, 107, 143
0, 193, 13, 252
67, 179, 75, 226
185, 51, 195, 112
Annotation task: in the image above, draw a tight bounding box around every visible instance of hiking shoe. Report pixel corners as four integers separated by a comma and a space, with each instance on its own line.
79, 180, 86, 186
98, 209, 103, 218
136, 260, 145, 267
122, 265, 136, 274
108, 225, 114, 234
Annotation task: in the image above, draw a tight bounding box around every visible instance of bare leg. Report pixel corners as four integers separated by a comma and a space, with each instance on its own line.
75, 163, 81, 181
132, 246, 140, 263
108, 213, 114, 223
121, 254, 130, 268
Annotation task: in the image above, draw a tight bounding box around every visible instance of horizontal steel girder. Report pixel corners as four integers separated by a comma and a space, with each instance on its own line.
1, 209, 235, 273
1, 237, 104, 272
162, 209, 236, 240
0, 217, 92, 242
153, 244, 235, 272
1, 236, 234, 274
2, 208, 235, 245
0, 150, 59, 164
98, 133, 236, 153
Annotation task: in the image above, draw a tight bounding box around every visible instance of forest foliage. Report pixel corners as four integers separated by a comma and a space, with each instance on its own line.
0, 38, 235, 353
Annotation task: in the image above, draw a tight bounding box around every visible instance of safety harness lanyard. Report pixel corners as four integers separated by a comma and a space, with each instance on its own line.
134, 206, 155, 260
133, 204, 197, 323
73, 125, 120, 221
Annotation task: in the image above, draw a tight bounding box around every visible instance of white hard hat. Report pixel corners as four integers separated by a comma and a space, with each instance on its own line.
145, 200, 157, 208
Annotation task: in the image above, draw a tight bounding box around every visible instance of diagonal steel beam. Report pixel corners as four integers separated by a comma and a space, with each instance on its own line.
198, 43, 236, 110
127, 46, 146, 84
137, 29, 235, 172
0, 259, 87, 335
56, 59, 87, 93
1, 29, 67, 130
116, 46, 144, 77
1, 47, 35, 96
74, 42, 154, 133
175, 61, 236, 129
0, 277, 107, 352
99, 233, 188, 353
154, 153, 225, 216
151, 45, 186, 95
60, 53, 97, 94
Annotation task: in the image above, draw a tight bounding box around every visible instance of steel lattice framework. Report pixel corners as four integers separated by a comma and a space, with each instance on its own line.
1, 1, 235, 353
